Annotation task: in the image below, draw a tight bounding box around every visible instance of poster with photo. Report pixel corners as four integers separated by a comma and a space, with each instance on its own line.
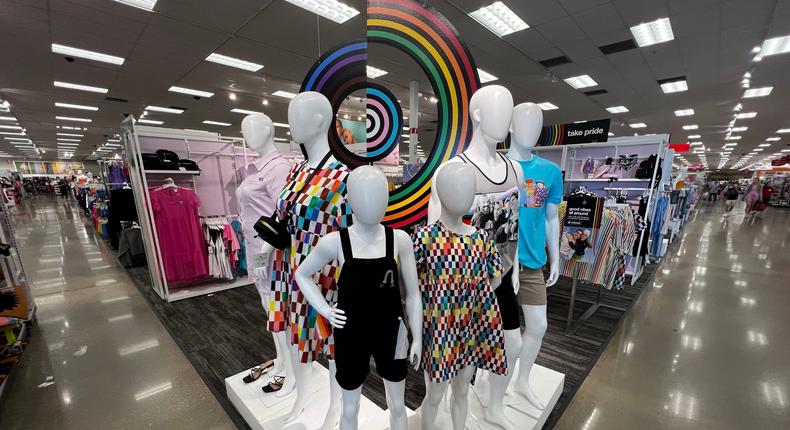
560, 195, 603, 263
467, 187, 520, 269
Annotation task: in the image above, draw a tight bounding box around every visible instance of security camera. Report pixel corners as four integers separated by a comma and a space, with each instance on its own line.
65, 57, 75, 63
193, 96, 201, 101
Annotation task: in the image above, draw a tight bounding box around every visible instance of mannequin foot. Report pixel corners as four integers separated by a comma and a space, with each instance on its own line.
275, 375, 295, 398
283, 401, 306, 425
485, 405, 515, 430
319, 401, 341, 430
514, 380, 545, 410
269, 358, 284, 377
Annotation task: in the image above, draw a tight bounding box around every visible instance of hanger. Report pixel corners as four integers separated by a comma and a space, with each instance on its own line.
161, 178, 177, 190
122, 182, 131, 190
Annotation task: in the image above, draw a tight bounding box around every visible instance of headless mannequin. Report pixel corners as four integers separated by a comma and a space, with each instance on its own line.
428, 85, 522, 430
238, 114, 291, 383
507, 102, 560, 410
422, 163, 503, 430
294, 166, 422, 430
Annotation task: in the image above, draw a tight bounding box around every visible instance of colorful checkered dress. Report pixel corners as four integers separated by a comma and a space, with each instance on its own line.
412, 221, 508, 383
268, 159, 352, 363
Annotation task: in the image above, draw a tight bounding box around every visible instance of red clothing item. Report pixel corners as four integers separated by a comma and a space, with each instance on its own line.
150, 187, 208, 284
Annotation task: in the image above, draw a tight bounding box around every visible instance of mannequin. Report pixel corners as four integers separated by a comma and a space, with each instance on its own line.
237, 114, 291, 385
428, 85, 523, 429
294, 166, 422, 430
420, 163, 506, 430
507, 102, 562, 410
264, 92, 349, 429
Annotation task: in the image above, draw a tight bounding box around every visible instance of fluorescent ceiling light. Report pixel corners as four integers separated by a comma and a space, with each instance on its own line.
776, 128, 790, 134
606, 106, 629, 113
758, 143, 771, 147
766, 137, 781, 141
57, 133, 83, 137
674, 109, 695, 117
682, 124, 698, 130
689, 142, 703, 146
0, 132, 27, 136
629, 123, 647, 128
659, 79, 687, 94
53, 81, 109, 94
55, 102, 98, 111
111, 0, 158, 12
202, 120, 231, 127
58, 125, 87, 130
760, 35, 790, 56
723, 143, 737, 147
731, 126, 748, 132
0, 125, 22, 130
725, 136, 741, 140
272, 90, 297, 99
137, 119, 163, 125
282, 0, 360, 24
630, 17, 674, 47
735, 112, 757, 119
0, 116, 16, 121
469, 1, 529, 37
754, 148, 764, 152
231, 108, 263, 115
537, 102, 558, 111
477, 68, 498, 83
273, 122, 289, 128
687, 134, 701, 139
743, 86, 773, 98
145, 105, 183, 114
5, 137, 30, 141
366, 66, 388, 79
56, 116, 92, 123
168, 86, 214, 98
564, 74, 597, 89
57, 138, 81, 142
205, 53, 263, 72
51, 43, 124, 65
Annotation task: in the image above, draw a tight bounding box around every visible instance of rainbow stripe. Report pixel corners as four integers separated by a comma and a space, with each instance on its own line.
537, 123, 565, 146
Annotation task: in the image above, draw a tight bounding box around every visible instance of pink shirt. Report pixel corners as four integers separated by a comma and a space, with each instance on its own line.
150, 187, 209, 284
236, 152, 291, 282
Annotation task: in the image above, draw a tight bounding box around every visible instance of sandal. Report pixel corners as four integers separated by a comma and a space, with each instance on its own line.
262, 376, 285, 393
242, 359, 275, 383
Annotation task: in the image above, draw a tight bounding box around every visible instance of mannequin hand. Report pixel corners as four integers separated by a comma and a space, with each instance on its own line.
546, 264, 559, 287
409, 340, 422, 370
323, 305, 347, 329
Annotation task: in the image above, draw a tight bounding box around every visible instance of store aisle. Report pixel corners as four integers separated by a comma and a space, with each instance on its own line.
0, 196, 234, 430
555, 202, 790, 429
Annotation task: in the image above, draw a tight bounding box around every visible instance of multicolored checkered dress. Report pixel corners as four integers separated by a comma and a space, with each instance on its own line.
412, 222, 508, 383
268, 159, 352, 363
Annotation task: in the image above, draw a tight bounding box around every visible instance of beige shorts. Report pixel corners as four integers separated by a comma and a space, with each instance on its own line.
518, 266, 547, 305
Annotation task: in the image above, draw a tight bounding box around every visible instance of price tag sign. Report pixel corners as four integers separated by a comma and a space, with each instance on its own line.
253, 252, 269, 269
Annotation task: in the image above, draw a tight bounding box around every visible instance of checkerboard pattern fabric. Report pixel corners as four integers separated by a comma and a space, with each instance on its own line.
412, 221, 508, 383
268, 159, 352, 363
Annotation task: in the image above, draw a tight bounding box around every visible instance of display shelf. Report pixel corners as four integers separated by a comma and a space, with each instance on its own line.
144, 170, 202, 175
166, 278, 251, 302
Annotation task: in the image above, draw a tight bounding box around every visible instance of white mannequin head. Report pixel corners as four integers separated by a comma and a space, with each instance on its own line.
241, 113, 276, 155
288, 91, 333, 146
436, 163, 476, 220
469, 85, 514, 143
347, 166, 389, 225
510, 102, 543, 150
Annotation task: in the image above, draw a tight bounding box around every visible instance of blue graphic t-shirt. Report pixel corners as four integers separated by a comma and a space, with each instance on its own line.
516, 155, 563, 269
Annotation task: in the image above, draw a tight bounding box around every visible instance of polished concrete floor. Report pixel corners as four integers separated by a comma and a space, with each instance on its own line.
556, 201, 790, 429
0, 196, 234, 429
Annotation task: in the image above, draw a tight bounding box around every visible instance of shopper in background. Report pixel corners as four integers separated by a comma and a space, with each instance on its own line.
708, 181, 719, 202
724, 182, 739, 216
743, 177, 761, 214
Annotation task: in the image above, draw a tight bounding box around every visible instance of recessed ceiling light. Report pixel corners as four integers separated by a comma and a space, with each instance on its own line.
51, 43, 124, 65
273, 122, 289, 128
57, 133, 83, 137
469, 1, 529, 37
726, 136, 741, 140
0, 125, 22, 130
283, 0, 360, 24
53, 81, 109, 94
272, 90, 297, 99
754, 148, 764, 152
477, 68, 498, 83
776, 128, 790, 134
765, 137, 781, 142
689, 141, 703, 146
168, 86, 214, 98
735, 112, 757, 119
0, 116, 16, 122
743, 86, 773, 98
145, 105, 184, 114
205, 53, 263, 72
564, 74, 597, 89
228, 92, 237, 101
366, 65, 388, 79
57, 138, 81, 142
674, 108, 695, 117
630, 17, 674, 47
231, 108, 263, 115
0, 132, 27, 136
56, 116, 92, 123
55, 102, 98, 111
629, 123, 647, 128
758, 143, 771, 147
760, 35, 790, 56
111, 0, 158, 12
682, 124, 698, 130
537, 102, 558, 111
687, 134, 701, 139
659, 78, 687, 94
137, 119, 163, 125
606, 106, 629, 113
5, 137, 30, 141
202, 120, 231, 127
730, 126, 748, 132
723, 143, 738, 147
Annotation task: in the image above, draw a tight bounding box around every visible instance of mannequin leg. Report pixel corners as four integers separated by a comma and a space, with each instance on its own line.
339, 386, 362, 430
320, 360, 342, 430
486, 328, 522, 430
268, 330, 284, 376
420, 372, 449, 430
274, 332, 295, 397
449, 366, 476, 430
383, 379, 407, 430
283, 345, 312, 423
514, 305, 547, 409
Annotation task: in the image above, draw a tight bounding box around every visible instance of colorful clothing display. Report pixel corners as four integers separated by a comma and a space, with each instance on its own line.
413, 221, 507, 383
516, 155, 564, 269
268, 158, 352, 363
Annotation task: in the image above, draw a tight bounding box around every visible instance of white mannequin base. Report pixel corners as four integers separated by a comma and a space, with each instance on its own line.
226, 363, 414, 430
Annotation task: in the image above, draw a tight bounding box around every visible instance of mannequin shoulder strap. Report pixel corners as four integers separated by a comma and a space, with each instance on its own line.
339, 228, 353, 260
385, 227, 394, 259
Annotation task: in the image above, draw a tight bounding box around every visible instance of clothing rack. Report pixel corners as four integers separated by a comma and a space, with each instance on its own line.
564, 261, 627, 345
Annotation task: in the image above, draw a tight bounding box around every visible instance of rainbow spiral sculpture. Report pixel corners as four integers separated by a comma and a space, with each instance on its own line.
300, 0, 480, 227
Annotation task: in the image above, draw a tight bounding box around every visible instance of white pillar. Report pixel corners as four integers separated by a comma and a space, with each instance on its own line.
409, 80, 419, 163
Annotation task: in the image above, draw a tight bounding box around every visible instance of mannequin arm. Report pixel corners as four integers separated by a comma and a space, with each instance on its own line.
253, 241, 275, 277
394, 230, 423, 369
293, 232, 347, 328
545, 202, 560, 286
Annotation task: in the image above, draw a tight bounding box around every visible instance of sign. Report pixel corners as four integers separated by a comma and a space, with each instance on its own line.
668, 143, 690, 153
561, 195, 603, 263
537, 119, 610, 146
565, 195, 603, 229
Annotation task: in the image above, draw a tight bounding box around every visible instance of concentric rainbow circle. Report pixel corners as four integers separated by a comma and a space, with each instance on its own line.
366, 83, 402, 160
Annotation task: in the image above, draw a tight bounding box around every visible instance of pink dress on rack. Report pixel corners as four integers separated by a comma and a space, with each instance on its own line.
150, 186, 209, 284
